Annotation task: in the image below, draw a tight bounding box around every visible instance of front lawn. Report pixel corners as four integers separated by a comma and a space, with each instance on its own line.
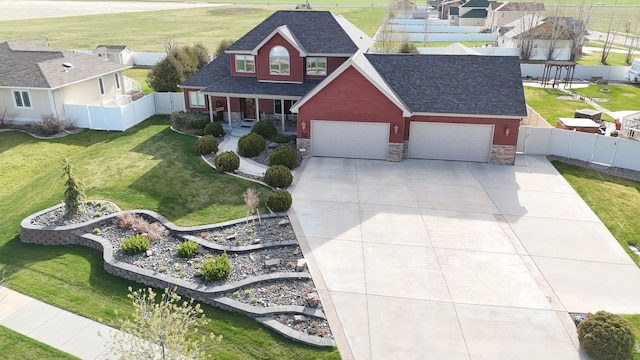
0, 325, 77, 360
0, 116, 339, 359
572, 84, 640, 113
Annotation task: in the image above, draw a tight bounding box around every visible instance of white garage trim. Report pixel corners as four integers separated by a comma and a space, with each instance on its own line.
311, 120, 389, 160
409, 122, 494, 162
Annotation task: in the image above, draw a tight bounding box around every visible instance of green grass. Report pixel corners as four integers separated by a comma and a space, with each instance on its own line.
123, 68, 152, 95
0, 116, 339, 359
0, 325, 78, 360
572, 84, 640, 112
621, 315, 640, 360
418, 41, 494, 48
524, 87, 603, 126
576, 51, 633, 66
0, 6, 385, 51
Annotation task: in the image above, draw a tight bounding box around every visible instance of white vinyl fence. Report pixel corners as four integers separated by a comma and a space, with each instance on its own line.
520, 64, 631, 81
65, 94, 156, 131
517, 126, 640, 171
154, 92, 186, 114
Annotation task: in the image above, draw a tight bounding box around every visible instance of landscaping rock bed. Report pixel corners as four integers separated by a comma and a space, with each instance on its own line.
21, 204, 333, 346
548, 155, 640, 183
249, 140, 303, 169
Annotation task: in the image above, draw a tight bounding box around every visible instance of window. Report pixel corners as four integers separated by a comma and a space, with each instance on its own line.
98, 77, 105, 96
274, 99, 295, 114
114, 73, 121, 90
12, 90, 31, 108
269, 46, 290, 75
189, 91, 206, 108
235, 54, 255, 73
306, 57, 327, 76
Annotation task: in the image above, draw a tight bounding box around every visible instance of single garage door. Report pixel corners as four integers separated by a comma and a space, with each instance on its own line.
409, 122, 494, 162
311, 120, 389, 160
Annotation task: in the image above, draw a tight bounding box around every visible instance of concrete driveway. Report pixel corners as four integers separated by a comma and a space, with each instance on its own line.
289, 155, 640, 360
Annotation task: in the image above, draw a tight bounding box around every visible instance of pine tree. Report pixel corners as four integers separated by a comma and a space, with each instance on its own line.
62, 158, 86, 217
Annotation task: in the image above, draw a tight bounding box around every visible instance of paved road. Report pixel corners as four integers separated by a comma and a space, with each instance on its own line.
289, 155, 640, 360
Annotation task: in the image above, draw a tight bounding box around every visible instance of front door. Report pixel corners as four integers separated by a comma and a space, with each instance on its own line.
241, 98, 256, 120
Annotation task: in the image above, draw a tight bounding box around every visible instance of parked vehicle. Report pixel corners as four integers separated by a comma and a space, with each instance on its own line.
625, 58, 640, 83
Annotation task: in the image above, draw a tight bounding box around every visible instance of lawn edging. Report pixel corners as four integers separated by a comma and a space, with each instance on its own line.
19, 204, 334, 348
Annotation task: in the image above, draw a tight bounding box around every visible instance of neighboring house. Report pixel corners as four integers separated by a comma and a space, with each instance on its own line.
182, 10, 527, 165
449, 6, 460, 26
499, 15, 582, 60
439, 0, 464, 20
459, 0, 491, 27
487, 1, 545, 33
94, 45, 135, 66
0, 40, 132, 125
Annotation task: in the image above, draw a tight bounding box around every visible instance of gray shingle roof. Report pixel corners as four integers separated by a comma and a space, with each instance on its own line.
227, 10, 358, 55
364, 54, 527, 117
460, 9, 488, 18
461, 0, 490, 7
0, 41, 129, 89
449, 7, 459, 15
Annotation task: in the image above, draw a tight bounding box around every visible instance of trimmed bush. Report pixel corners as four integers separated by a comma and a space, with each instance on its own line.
177, 240, 199, 258
264, 165, 293, 188
198, 252, 231, 282
237, 133, 265, 157
268, 146, 297, 169
121, 234, 150, 255
266, 189, 292, 212
214, 151, 240, 172
204, 122, 225, 137
270, 133, 290, 143
170, 111, 209, 134
251, 120, 277, 139
577, 311, 635, 360
195, 135, 219, 155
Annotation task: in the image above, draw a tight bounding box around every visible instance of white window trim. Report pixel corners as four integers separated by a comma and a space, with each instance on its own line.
269, 46, 290, 76
114, 73, 121, 90
12, 90, 32, 109
98, 77, 105, 96
235, 54, 255, 73
306, 57, 327, 76
189, 91, 206, 108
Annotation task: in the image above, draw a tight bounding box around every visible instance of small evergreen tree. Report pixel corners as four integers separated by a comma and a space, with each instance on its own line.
148, 44, 210, 92
62, 158, 86, 217
215, 39, 235, 56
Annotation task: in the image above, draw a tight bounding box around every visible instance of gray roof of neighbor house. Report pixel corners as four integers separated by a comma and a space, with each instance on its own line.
461, 0, 490, 8
226, 10, 360, 55
95, 45, 131, 52
0, 41, 129, 89
496, 1, 545, 12
460, 9, 488, 18
365, 54, 527, 117
182, 53, 321, 97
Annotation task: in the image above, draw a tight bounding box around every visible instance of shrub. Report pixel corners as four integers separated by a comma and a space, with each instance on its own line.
264, 165, 293, 188
250, 120, 277, 139
266, 189, 292, 212
237, 133, 265, 157
270, 133, 290, 143
195, 135, 219, 155
39, 115, 66, 136
145, 222, 169, 242
203, 122, 225, 137
214, 151, 240, 172
177, 240, 199, 258
170, 111, 209, 134
268, 146, 297, 169
121, 234, 150, 255
577, 311, 635, 360
198, 253, 231, 282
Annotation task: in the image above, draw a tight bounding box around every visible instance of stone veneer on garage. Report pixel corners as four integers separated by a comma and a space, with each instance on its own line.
19, 205, 334, 348
489, 144, 517, 165
386, 143, 403, 162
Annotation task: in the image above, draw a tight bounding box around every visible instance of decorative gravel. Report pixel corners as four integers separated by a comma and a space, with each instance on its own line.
274, 313, 333, 339
31, 200, 119, 227
548, 155, 640, 183
223, 279, 318, 308
192, 217, 297, 247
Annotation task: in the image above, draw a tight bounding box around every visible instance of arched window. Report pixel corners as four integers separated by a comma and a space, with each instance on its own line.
269, 46, 290, 75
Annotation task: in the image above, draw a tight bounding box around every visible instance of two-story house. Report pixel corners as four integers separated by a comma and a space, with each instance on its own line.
487, 1, 546, 33
182, 10, 527, 165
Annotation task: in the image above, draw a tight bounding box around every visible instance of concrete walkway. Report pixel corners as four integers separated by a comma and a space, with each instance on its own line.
0, 286, 128, 359
288, 155, 640, 360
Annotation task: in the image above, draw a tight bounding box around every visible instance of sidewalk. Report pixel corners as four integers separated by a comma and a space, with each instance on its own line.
0, 286, 124, 359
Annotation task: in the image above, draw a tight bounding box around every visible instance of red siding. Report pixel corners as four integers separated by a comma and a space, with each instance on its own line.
259, 98, 274, 115
230, 54, 257, 77
256, 34, 303, 83
409, 115, 520, 146
183, 89, 209, 112
304, 57, 349, 80
297, 66, 404, 143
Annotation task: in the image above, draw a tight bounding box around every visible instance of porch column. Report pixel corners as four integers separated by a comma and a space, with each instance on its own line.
226, 96, 231, 128
255, 97, 260, 120
208, 95, 213, 122
280, 98, 285, 133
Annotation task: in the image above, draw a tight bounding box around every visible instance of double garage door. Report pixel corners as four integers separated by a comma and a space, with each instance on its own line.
310, 120, 494, 163
409, 122, 494, 162
311, 120, 389, 160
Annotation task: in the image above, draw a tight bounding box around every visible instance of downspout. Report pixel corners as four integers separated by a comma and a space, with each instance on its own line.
226, 96, 231, 129
48, 90, 57, 118
208, 95, 213, 122
281, 98, 285, 133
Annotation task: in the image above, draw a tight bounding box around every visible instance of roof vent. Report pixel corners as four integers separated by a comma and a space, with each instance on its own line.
62, 62, 74, 72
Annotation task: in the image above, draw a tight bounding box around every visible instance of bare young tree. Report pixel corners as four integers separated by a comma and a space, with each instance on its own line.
601, 0, 621, 64
160, 37, 179, 54
568, 0, 593, 61
243, 188, 260, 225
545, 0, 568, 60
626, 13, 640, 64
517, 13, 543, 60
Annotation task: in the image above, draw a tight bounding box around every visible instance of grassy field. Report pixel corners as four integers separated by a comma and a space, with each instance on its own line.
576, 51, 633, 66
573, 84, 640, 112
0, 117, 339, 359
123, 68, 152, 94
524, 87, 604, 126
0, 326, 78, 360
0, 6, 385, 51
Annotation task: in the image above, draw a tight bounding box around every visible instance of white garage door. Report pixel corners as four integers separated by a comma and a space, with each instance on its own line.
311, 120, 389, 160
409, 122, 494, 162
